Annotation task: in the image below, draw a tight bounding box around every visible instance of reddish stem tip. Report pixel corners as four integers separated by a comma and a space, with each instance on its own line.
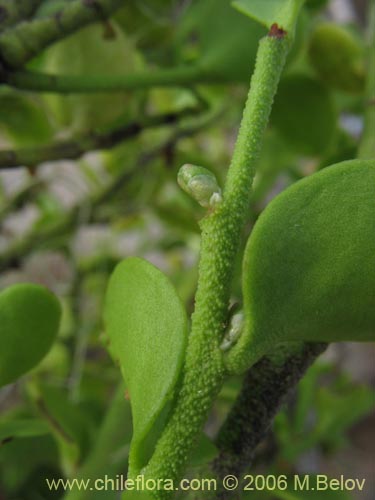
269, 23, 287, 38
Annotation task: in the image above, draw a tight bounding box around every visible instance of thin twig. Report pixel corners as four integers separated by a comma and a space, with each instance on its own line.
0, 107, 203, 169
0, 116, 214, 272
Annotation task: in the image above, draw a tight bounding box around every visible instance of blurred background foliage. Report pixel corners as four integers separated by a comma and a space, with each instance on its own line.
0, 0, 374, 499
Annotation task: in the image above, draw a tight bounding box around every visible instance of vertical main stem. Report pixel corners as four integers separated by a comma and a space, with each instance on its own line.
142, 32, 290, 499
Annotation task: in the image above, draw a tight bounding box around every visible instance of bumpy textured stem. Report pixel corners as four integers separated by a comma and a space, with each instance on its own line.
0, 0, 123, 68
142, 33, 290, 499
358, 0, 375, 159
0, 0, 42, 31
4, 65, 211, 93
212, 343, 327, 499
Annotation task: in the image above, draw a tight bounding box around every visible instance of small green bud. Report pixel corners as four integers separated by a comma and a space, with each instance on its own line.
220, 311, 244, 352
177, 164, 222, 208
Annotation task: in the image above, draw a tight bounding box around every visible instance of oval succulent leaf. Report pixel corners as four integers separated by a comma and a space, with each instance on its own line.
229, 160, 375, 372
0, 284, 61, 387
104, 258, 188, 473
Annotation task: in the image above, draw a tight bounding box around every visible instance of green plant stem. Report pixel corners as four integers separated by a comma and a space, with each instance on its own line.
358, 0, 375, 159
0, 0, 123, 69
0, 107, 203, 169
142, 31, 290, 499
212, 343, 327, 499
0, 0, 42, 31
3, 65, 217, 93
63, 384, 132, 500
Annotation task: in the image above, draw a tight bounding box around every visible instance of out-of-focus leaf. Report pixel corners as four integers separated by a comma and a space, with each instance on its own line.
31, 342, 70, 378
0, 284, 61, 387
35, 0, 68, 18
34, 384, 96, 464
308, 23, 365, 93
41, 23, 144, 132
251, 130, 297, 203
271, 74, 337, 156
275, 362, 374, 462
305, 0, 329, 10
34, 192, 64, 228
176, 0, 265, 83
0, 435, 59, 493
315, 383, 375, 448
0, 90, 53, 147
0, 418, 49, 443
293, 363, 332, 434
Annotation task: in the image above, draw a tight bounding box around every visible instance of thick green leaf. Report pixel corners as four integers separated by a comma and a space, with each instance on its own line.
240, 160, 375, 362
104, 257, 188, 473
271, 75, 337, 156
232, 0, 304, 35
0, 284, 61, 387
